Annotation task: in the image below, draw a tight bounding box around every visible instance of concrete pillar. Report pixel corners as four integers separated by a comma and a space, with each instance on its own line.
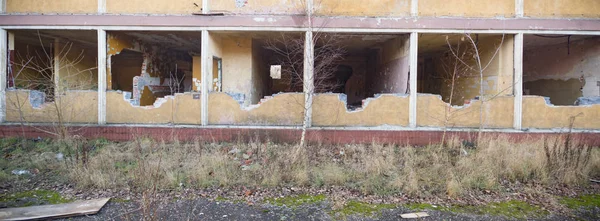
201, 30, 209, 126
202, 0, 209, 13
409, 32, 418, 128
515, 0, 524, 18
98, 0, 106, 14
97, 29, 107, 125
303, 31, 314, 128
411, 0, 419, 17
513, 33, 523, 130
0, 29, 6, 123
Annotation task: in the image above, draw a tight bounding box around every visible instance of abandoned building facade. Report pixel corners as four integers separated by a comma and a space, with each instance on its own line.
0, 0, 599, 138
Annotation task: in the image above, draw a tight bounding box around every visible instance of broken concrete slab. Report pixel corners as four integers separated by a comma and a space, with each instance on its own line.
0, 198, 110, 220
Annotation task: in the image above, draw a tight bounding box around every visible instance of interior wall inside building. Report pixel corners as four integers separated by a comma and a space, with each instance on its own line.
10, 30, 99, 104
107, 32, 198, 106
418, 34, 514, 106
523, 36, 600, 106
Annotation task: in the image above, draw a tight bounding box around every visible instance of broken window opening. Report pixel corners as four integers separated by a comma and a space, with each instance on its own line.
523, 35, 600, 106
8, 30, 99, 104
212, 57, 223, 92
417, 33, 512, 106
107, 31, 200, 107
316, 33, 411, 110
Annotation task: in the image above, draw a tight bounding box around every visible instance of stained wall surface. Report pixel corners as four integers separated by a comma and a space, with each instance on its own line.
523, 37, 600, 105
106, 92, 201, 124
522, 96, 600, 129
312, 94, 409, 127
524, 0, 600, 18
417, 94, 514, 128
209, 0, 302, 14
5, 90, 98, 123
208, 92, 304, 125
106, 0, 201, 14
371, 36, 410, 94
6, 0, 98, 14
419, 0, 514, 17
315, 0, 410, 17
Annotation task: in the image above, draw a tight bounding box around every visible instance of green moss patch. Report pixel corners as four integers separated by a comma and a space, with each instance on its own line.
0, 189, 73, 208
265, 194, 326, 208
333, 201, 397, 218
560, 194, 600, 210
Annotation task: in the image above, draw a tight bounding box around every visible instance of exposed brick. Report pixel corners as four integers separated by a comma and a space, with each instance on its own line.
0, 125, 598, 146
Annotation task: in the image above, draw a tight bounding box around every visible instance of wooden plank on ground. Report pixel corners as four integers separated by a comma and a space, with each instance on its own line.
0, 198, 110, 221
401, 212, 430, 218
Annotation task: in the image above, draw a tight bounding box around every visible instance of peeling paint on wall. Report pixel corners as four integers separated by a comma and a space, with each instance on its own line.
208, 92, 304, 125
522, 96, 600, 129
6, 90, 98, 123
312, 93, 410, 127
417, 94, 514, 128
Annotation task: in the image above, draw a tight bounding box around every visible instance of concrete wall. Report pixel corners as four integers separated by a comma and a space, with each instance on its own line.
106, 91, 201, 124
6, 0, 97, 14
419, 0, 514, 17
417, 94, 514, 128
522, 96, 600, 129
106, 0, 201, 14
523, 37, 600, 105
5, 90, 98, 123
524, 0, 600, 18
370, 36, 410, 95
218, 35, 254, 105
209, 0, 302, 14
312, 94, 409, 127
315, 0, 410, 17
208, 92, 304, 125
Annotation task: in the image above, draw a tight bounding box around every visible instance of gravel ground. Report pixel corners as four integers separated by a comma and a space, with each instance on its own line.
59, 198, 592, 221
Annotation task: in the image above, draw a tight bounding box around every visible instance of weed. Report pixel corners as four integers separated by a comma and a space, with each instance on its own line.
332, 201, 396, 218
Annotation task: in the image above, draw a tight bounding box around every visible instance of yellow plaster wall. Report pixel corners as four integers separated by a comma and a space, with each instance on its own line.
315, 0, 410, 16
208, 92, 304, 125
419, 0, 515, 17
209, 0, 302, 14
524, 0, 600, 18
106, 91, 201, 124
5, 90, 98, 123
6, 0, 97, 14
213, 35, 254, 105
417, 94, 514, 128
312, 94, 409, 127
522, 96, 600, 129
106, 0, 201, 14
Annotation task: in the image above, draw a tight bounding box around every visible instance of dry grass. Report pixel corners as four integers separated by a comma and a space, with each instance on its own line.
63, 135, 599, 197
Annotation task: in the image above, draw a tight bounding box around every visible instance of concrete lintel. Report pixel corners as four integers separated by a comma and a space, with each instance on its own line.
97, 29, 107, 124
200, 30, 209, 126
409, 32, 418, 128
513, 33, 523, 130
0, 29, 6, 122
1, 15, 600, 32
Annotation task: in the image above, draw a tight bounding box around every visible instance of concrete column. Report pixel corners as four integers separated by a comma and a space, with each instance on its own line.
0, 29, 7, 123
98, 0, 106, 14
411, 0, 419, 17
0, 0, 5, 13
515, 0, 524, 18
409, 32, 418, 128
303, 31, 314, 128
202, 0, 209, 13
53, 38, 60, 96
97, 29, 107, 125
200, 30, 209, 126
513, 33, 523, 130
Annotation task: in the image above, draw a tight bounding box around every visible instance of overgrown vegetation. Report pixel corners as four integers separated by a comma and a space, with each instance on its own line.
1, 135, 598, 198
